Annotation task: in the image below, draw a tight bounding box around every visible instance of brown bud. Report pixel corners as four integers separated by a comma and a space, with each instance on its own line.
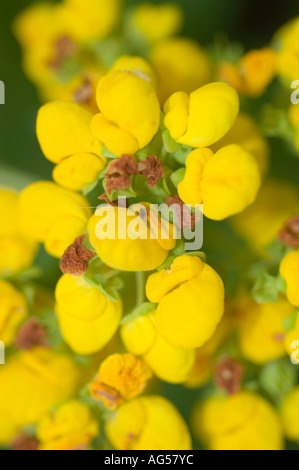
60, 234, 95, 276
215, 356, 243, 395
14, 317, 48, 351
278, 216, 299, 248
11, 434, 39, 451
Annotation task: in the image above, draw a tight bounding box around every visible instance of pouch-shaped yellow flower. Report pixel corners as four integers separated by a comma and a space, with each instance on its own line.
178, 145, 261, 220
151, 38, 211, 104
18, 182, 92, 258
0, 280, 27, 347
91, 70, 160, 156
121, 310, 156, 356
59, 0, 122, 42
0, 187, 37, 275
37, 400, 99, 450
280, 251, 299, 307
55, 274, 122, 355
164, 82, 239, 148
212, 113, 270, 176
0, 347, 81, 429
280, 387, 299, 443
144, 333, 195, 384
146, 255, 224, 349
88, 205, 175, 271
37, 101, 103, 163
130, 3, 183, 43
106, 395, 192, 450
193, 391, 283, 450
237, 298, 294, 364
232, 179, 299, 254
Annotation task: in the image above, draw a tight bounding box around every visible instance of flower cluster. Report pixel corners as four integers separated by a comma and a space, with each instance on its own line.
2, 0, 299, 452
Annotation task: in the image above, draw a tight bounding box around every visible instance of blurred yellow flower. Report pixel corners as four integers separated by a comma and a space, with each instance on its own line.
193, 391, 283, 450
150, 38, 211, 104
37, 400, 99, 450
212, 113, 270, 176
236, 297, 294, 364
0, 187, 37, 275
106, 395, 192, 450
0, 280, 27, 347
232, 179, 299, 255
0, 347, 81, 431
130, 3, 183, 43
280, 387, 299, 443
280, 251, 299, 307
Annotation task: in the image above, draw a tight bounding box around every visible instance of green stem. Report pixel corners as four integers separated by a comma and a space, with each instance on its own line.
136, 271, 145, 308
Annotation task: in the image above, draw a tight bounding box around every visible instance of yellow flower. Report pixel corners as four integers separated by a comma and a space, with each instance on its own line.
280, 251, 299, 307
53, 153, 105, 191
151, 38, 211, 104
283, 314, 299, 357
274, 18, 299, 83
0, 347, 81, 430
146, 255, 224, 349
0, 280, 27, 347
13, 3, 63, 49
212, 113, 270, 176
121, 310, 156, 356
144, 333, 195, 384
236, 297, 294, 364
37, 102, 105, 190
232, 179, 299, 254
164, 82, 239, 148
59, 0, 122, 42
36, 102, 103, 163
238, 48, 276, 97
193, 391, 283, 450
280, 387, 299, 443
37, 400, 99, 450
178, 145, 261, 220
91, 70, 160, 156
0, 187, 37, 275
88, 205, 175, 271
121, 308, 195, 384
289, 105, 299, 152
18, 181, 92, 258
130, 3, 183, 43
90, 353, 152, 409
106, 395, 192, 450
55, 274, 122, 355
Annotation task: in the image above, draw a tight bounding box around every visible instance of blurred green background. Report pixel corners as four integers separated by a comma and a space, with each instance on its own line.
1, 0, 299, 185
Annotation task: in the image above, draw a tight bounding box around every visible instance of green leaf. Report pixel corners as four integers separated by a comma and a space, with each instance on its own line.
172, 146, 192, 165
252, 271, 287, 304
82, 179, 99, 196
162, 129, 180, 153
101, 146, 118, 159
283, 311, 298, 333
259, 359, 297, 403
170, 168, 186, 188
